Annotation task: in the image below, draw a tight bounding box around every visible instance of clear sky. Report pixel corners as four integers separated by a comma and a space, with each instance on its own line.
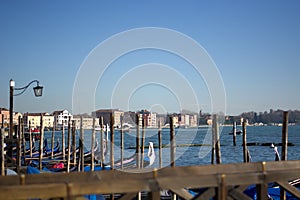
0, 1, 299, 115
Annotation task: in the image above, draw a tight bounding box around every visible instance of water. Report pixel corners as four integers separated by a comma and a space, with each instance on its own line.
42, 125, 300, 168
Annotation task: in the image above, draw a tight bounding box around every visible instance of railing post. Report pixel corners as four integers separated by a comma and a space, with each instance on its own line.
256, 162, 268, 200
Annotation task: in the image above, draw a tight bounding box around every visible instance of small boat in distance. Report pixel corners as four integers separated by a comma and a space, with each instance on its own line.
24, 128, 41, 141
228, 128, 243, 135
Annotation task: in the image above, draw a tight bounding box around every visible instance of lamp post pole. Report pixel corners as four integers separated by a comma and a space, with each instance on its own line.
9, 79, 15, 139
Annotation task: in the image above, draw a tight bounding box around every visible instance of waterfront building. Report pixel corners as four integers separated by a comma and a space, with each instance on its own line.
139, 110, 157, 128
23, 112, 54, 129
0, 108, 9, 128
93, 109, 124, 128
52, 110, 73, 128
73, 117, 99, 129
190, 114, 198, 127
178, 114, 190, 127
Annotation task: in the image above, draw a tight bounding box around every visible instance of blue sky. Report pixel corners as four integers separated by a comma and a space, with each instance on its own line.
0, 1, 299, 115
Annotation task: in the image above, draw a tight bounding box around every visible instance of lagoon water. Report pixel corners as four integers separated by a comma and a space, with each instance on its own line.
44, 125, 300, 168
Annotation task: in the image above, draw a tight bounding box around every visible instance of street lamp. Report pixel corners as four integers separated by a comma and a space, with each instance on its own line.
9, 79, 43, 138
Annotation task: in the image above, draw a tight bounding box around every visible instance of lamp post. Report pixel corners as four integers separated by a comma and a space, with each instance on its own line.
9, 79, 43, 138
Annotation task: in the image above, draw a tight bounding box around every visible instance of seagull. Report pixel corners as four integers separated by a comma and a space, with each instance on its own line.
147, 142, 156, 167
270, 144, 280, 161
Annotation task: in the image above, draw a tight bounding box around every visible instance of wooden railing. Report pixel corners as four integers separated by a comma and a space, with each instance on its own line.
0, 160, 300, 200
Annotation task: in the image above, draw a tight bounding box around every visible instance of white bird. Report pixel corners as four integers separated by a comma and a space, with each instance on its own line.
147, 142, 156, 167
270, 143, 280, 161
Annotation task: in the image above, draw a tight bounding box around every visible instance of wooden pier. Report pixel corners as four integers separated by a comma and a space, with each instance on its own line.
0, 160, 299, 199
0, 111, 299, 199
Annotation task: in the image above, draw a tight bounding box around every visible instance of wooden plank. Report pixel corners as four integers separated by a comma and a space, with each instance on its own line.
0, 183, 68, 200
169, 188, 193, 200
256, 183, 268, 200
276, 181, 300, 199
193, 188, 215, 200
151, 191, 161, 200
228, 186, 252, 200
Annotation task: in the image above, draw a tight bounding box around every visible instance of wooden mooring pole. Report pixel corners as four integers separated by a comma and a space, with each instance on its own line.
211, 122, 215, 165
100, 116, 104, 168
141, 116, 146, 168
280, 111, 289, 200
51, 121, 55, 159
170, 117, 177, 200
120, 115, 124, 169
62, 122, 65, 160
79, 116, 84, 172
39, 114, 44, 171
21, 118, 25, 159
91, 118, 96, 171
242, 119, 248, 163
232, 121, 237, 146
1, 126, 5, 176
17, 116, 21, 173
110, 113, 114, 170
213, 114, 222, 164
158, 119, 162, 168
136, 114, 140, 169
72, 120, 76, 165
29, 121, 32, 158
170, 117, 176, 167
110, 113, 115, 200
67, 117, 71, 173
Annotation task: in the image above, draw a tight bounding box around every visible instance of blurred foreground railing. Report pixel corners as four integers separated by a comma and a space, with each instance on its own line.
0, 160, 300, 200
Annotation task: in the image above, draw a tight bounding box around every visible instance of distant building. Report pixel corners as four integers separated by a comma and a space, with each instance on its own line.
93, 109, 124, 128
178, 114, 190, 127
73, 117, 99, 129
52, 110, 72, 128
0, 108, 9, 128
23, 112, 54, 128
139, 110, 157, 128
189, 114, 198, 127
